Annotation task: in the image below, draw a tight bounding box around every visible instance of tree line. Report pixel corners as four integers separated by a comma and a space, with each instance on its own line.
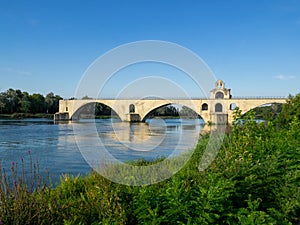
0, 88, 62, 114
148, 105, 199, 118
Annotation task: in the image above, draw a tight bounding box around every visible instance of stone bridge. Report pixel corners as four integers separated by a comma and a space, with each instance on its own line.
55, 80, 286, 124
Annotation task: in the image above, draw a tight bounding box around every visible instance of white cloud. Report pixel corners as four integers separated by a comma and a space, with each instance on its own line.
3, 67, 32, 76
274, 74, 295, 80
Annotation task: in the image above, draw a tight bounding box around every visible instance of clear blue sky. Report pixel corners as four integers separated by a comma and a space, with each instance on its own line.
0, 0, 299, 98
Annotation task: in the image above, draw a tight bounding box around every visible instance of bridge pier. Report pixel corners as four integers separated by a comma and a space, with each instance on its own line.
210, 113, 228, 125
54, 112, 69, 121
126, 113, 141, 122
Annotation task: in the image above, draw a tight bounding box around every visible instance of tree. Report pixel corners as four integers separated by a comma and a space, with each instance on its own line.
95, 103, 113, 115
45, 92, 62, 114
251, 103, 282, 121
5, 89, 19, 113
19, 92, 31, 113
0, 92, 6, 113
82, 96, 92, 100
276, 94, 300, 126
29, 93, 45, 113
179, 106, 198, 118
165, 105, 179, 117
0, 88, 62, 115
45, 92, 54, 113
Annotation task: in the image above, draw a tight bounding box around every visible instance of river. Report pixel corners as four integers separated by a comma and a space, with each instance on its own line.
0, 118, 205, 183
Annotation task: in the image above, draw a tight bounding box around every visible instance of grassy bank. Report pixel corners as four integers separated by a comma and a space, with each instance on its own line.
0, 113, 54, 119
0, 112, 299, 224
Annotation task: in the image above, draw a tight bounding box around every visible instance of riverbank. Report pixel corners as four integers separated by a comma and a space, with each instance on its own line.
0, 113, 123, 120
0, 114, 299, 224
0, 113, 54, 119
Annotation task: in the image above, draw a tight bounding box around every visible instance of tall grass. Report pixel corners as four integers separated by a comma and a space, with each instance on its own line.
0, 150, 53, 225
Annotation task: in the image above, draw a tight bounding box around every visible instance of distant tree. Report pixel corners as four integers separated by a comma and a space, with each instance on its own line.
82, 96, 92, 100
155, 107, 166, 116
45, 92, 54, 113
29, 93, 45, 113
0, 93, 6, 113
0, 88, 62, 115
95, 103, 112, 115
166, 105, 179, 116
54, 95, 63, 112
146, 104, 180, 118
276, 94, 300, 126
45, 92, 62, 114
251, 103, 283, 121
19, 92, 31, 113
5, 89, 19, 113
179, 106, 198, 118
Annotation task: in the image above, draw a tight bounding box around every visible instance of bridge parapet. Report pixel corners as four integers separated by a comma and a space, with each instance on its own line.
232, 96, 286, 99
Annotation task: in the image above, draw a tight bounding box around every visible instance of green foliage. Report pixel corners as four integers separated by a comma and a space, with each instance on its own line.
0, 151, 52, 225
0, 88, 62, 115
0, 95, 300, 224
147, 104, 180, 118
251, 103, 283, 121
95, 103, 115, 116
235, 195, 277, 224
73, 102, 119, 118
146, 104, 201, 119
276, 93, 300, 126
45, 92, 62, 114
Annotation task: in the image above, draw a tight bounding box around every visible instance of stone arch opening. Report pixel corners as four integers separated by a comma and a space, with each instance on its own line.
142, 103, 204, 122
215, 103, 223, 112
71, 102, 120, 120
242, 103, 283, 121
143, 103, 177, 120
215, 91, 224, 99
129, 104, 135, 113
201, 103, 208, 111
230, 103, 237, 110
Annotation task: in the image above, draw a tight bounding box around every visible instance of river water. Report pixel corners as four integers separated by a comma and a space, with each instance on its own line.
0, 118, 205, 183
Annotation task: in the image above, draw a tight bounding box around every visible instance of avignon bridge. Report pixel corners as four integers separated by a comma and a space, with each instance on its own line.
54, 80, 286, 124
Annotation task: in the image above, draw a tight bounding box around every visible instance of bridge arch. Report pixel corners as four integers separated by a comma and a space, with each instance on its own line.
69, 100, 122, 120
142, 103, 174, 121
240, 102, 284, 117
140, 102, 205, 122
233, 100, 286, 116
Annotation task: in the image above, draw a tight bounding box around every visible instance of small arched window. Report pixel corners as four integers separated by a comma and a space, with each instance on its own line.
230, 103, 237, 110
201, 103, 208, 111
215, 91, 224, 99
215, 103, 223, 112
129, 104, 135, 113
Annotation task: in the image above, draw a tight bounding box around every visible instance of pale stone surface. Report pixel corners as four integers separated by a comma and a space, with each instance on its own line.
56, 80, 286, 124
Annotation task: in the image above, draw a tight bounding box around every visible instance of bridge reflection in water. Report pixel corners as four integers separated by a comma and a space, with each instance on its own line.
63, 118, 204, 165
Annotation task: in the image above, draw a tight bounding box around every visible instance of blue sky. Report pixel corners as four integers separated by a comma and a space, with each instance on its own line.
0, 0, 300, 98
